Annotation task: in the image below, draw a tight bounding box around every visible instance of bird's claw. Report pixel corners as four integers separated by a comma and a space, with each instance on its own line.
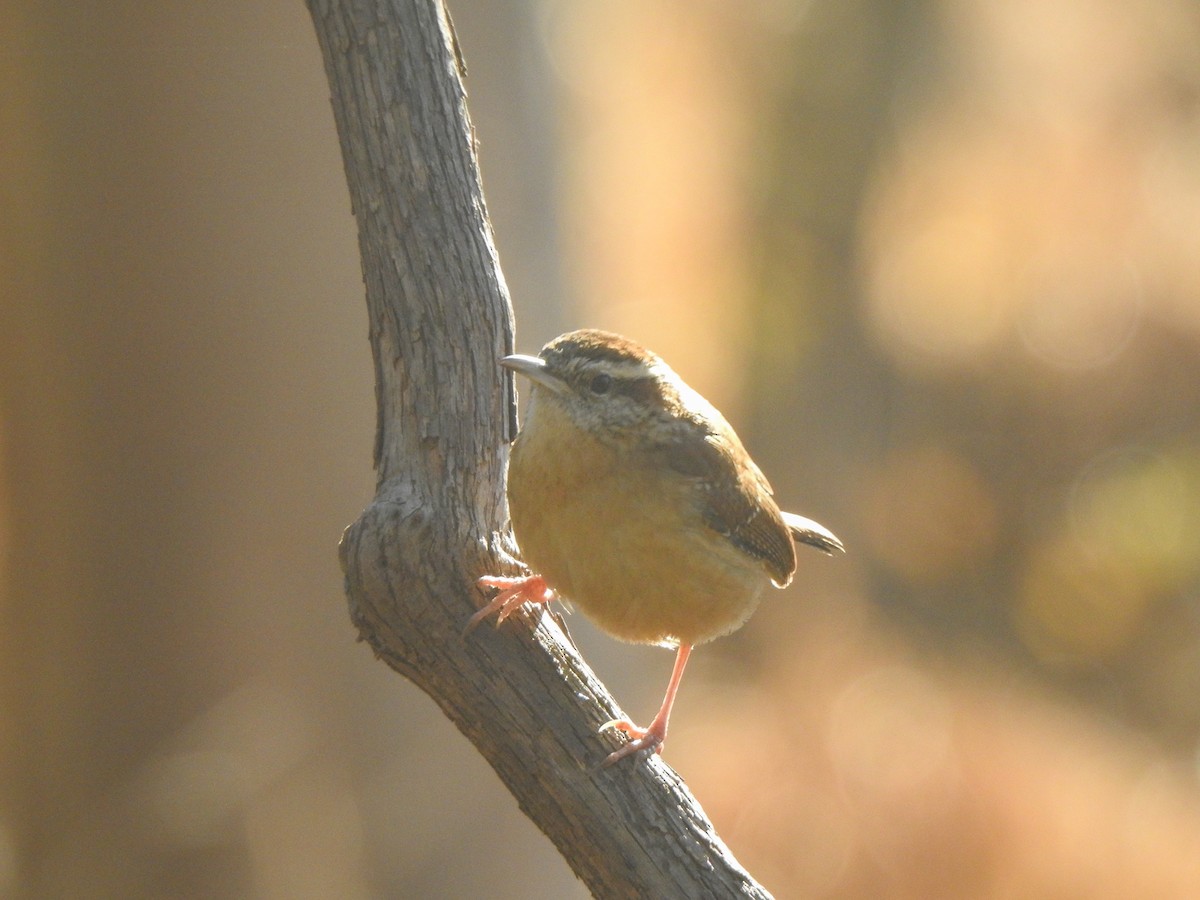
599, 718, 664, 767
463, 574, 555, 637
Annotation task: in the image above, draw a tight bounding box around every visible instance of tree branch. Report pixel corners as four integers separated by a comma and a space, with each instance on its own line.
306, 1, 771, 896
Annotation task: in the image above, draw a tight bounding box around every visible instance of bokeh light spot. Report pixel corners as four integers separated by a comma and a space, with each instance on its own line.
827, 665, 956, 801
1017, 255, 1144, 369
1069, 445, 1200, 587
861, 444, 999, 585
1016, 538, 1153, 667
865, 205, 1010, 368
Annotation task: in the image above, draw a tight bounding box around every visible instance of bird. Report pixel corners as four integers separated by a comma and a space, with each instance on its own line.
468, 328, 842, 767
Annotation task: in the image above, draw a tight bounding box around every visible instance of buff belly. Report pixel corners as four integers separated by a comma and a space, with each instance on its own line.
506, 401, 769, 647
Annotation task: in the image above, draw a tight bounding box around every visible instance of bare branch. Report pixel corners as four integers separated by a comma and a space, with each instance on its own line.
306, 1, 772, 896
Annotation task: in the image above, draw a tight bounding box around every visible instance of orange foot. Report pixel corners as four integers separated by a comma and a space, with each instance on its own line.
464, 574, 555, 636
598, 717, 667, 767
597, 643, 692, 768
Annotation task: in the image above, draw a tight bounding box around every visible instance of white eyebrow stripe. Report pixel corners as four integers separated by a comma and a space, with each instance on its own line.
588, 358, 658, 380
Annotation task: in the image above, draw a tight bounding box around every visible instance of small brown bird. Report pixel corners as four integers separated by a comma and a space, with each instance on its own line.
469, 329, 842, 766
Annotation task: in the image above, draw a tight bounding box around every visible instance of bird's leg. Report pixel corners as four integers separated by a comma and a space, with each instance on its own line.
464, 574, 556, 636
600, 643, 693, 767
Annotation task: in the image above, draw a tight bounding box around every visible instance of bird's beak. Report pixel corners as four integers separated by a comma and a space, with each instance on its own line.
500, 354, 570, 396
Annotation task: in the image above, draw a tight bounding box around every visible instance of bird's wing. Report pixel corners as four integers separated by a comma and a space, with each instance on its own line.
656, 424, 797, 587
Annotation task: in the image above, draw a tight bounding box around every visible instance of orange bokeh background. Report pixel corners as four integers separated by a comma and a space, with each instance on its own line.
4, 0, 1200, 896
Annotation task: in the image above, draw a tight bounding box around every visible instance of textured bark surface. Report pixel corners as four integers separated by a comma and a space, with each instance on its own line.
306, 1, 771, 896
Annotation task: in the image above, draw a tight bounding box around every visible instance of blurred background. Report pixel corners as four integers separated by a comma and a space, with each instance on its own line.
4, 0, 1200, 896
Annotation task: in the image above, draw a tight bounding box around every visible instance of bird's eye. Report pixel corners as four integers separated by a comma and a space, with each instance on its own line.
589, 373, 612, 394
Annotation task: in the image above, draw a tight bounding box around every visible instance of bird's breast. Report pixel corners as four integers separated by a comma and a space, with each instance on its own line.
506, 401, 770, 647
